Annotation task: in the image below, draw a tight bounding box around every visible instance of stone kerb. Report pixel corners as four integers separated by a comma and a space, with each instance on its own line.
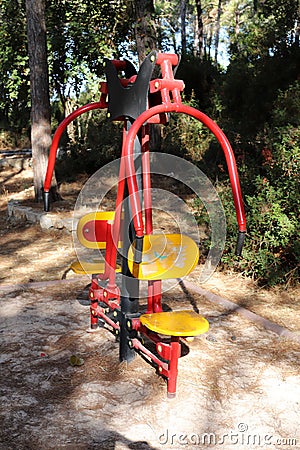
7, 200, 78, 232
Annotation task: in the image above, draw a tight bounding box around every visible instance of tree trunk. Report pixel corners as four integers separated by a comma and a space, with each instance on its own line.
26, 0, 59, 203
134, 0, 157, 65
180, 0, 187, 56
214, 0, 222, 64
235, 8, 240, 37
65, 97, 76, 144
133, 0, 161, 152
294, 8, 299, 47
195, 0, 204, 58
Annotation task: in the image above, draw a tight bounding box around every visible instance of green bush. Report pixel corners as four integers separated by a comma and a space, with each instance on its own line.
55, 109, 122, 181
162, 101, 214, 162
0, 128, 30, 149
215, 83, 299, 286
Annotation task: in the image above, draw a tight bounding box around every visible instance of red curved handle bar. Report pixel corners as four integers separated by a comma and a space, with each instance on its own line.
123, 103, 246, 236
44, 98, 246, 238
44, 102, 105, 193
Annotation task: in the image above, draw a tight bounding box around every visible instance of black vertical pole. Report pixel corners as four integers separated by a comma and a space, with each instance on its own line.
119, 127, 143, 363
104, 54, 157, 362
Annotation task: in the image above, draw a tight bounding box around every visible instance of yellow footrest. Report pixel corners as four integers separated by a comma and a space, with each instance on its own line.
70, 260, 122, 275
140, 310, 209, 337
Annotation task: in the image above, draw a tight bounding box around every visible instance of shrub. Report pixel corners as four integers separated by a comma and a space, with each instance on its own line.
205, 82, 300, 286
55, 109, 122, 181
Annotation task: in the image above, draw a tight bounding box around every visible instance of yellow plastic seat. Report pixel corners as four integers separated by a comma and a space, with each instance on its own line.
128, 234, 199, 280
70, 260, 122, 275
140, 310, 209, 337
70, 211, 123, 276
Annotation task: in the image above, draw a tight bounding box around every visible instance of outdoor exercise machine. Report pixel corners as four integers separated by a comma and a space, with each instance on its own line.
43, 52, 246, 397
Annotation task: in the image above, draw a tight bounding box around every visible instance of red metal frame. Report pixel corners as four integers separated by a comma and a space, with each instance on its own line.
123, 108, 246, 239
44, 101, 106, 194
122, 53, 246, 241
43, 52, 246, 397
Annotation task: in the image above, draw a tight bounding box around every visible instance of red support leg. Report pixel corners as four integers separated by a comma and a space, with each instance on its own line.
89, 279, 103, 329
167, 337, 181, 398
90, 303, 99, 329
153, 280, 162, 312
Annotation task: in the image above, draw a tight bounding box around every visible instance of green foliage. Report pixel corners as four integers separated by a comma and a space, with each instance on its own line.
54, 71, 123, 181
0, 0, 298, 288
222, 168, 299, 286
55, 109, 122, 181
161, 55, 225, 164
195, 81, 300, 286
161, 96, 214, 162
225, 0, 299, 61
0, 129, 30, 149
0, 0, 30, 131
221, 47, 300, 138
176, 54, 222, 110
0, 0, 134, 140
271, 81, 300, 128
156, 42, 299, 287
46, 0, 133, 103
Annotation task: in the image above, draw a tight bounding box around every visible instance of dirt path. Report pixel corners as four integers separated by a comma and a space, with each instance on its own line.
1, 281, 299, 450
0, 165, 299, 449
